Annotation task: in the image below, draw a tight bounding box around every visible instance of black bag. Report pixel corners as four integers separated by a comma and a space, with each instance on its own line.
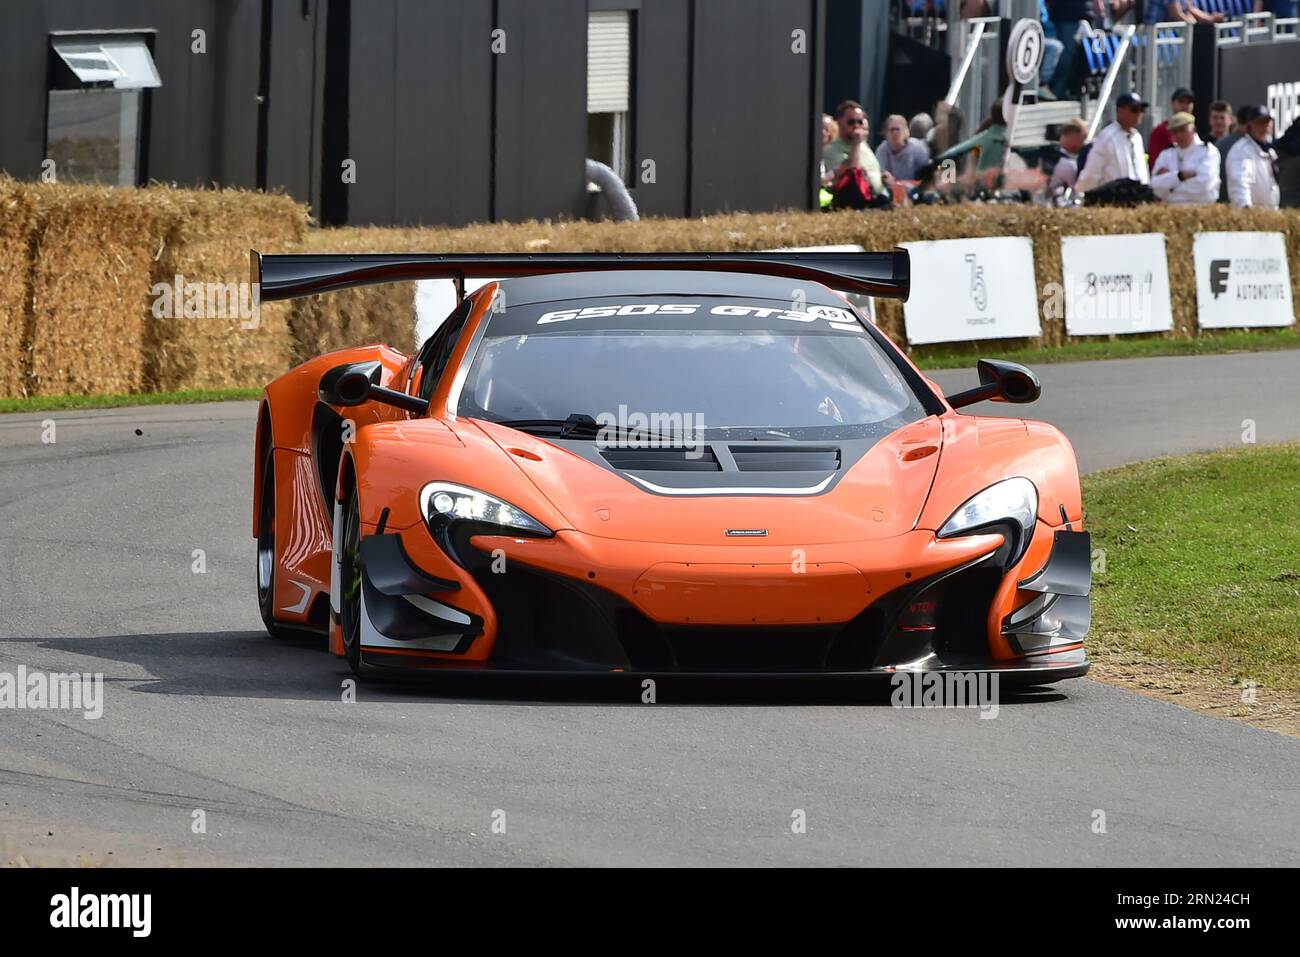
1082, 178, 1156, 207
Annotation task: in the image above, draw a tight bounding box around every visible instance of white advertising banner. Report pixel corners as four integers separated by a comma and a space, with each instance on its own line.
901, 236, 1041, 345
1061, 233, 1173, 336
1193, 232, 1295, 329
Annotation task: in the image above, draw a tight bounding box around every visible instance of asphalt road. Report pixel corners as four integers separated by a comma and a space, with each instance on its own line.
2, 351, 1298, 866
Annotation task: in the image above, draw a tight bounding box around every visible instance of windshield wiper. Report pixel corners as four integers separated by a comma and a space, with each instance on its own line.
497, 413, 601, 438
496, 413, 696, 446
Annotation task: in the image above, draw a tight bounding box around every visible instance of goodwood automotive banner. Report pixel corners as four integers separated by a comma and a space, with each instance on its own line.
1193, 232, 1295, 330
901, 236, 1041, 345
1061, 233, 1174, 336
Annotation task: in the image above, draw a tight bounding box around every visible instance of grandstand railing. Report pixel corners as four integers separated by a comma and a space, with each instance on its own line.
945, 15, 1002, 134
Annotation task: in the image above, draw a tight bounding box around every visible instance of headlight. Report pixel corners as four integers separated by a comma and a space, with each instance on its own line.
937, 477, 1038, 564
419, 482, 551, 536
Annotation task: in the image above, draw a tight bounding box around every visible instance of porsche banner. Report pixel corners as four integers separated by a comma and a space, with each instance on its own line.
900, 237, 1041, 345
1061, 233, 1174, 337
1193, 232, 1295, 330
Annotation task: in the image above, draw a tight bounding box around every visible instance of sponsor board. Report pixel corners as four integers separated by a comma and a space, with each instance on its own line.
1193, 232, 1294, 329
901, 236, 1041, 345
1061, 233, 1173, 336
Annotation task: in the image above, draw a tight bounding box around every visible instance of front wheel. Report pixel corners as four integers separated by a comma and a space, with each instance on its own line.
339, 482, 365, 676
257, 446, 294, 640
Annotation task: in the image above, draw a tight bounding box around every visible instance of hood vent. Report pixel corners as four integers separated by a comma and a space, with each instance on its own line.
729, 446, 841, 472
600, 446, 722, 472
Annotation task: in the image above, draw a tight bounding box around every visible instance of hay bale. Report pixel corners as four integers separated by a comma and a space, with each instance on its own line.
146, 189, 307, 392
26, 181, 175, 396
0, 177, 40, 398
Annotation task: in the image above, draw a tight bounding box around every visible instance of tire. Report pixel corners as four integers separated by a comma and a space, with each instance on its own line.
256, 445, 295, 640
339, 481, 365, 676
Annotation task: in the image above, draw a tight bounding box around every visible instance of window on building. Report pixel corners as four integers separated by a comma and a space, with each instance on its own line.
47, 34, 161, 186
586, 10, 633, 184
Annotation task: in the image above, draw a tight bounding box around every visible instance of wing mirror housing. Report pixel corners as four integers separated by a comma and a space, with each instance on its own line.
944, 359, 1041, 409
318, 360, 429, 415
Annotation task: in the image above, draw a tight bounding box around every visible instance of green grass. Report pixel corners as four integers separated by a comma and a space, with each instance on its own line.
911, 327, 1300, 370
0, 387, 262, 415
1083, 443, 1300, 692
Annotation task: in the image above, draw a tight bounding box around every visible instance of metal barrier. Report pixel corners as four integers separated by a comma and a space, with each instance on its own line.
945, 16, 1002, 131
1134, 22, 1193, 138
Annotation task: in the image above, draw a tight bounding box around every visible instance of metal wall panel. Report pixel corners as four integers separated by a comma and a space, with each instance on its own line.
341, 0, 493, 226
493, 0, 588, 222
689, 0, 818, 215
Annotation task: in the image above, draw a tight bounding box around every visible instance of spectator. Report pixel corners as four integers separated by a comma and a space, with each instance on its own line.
1076, 92, 1151, 192
1207, 100, 1234, 146
1226, 105, 1281, 209
909, 112, 935, 144
1150, 112, 1220, 203
1144, 1, 1224, 23
823, 101, 890, 209
934, 100, 1008, 177
820, 113, 836, 187
1277, 116, 1300, 208
876, 114, 930, 181
1049, 117, 1090, 192
1147, 87, 1195, 165
1038, 4, 1064, 98
1046, 0, 1104, 100
1216, 104, 1253, 201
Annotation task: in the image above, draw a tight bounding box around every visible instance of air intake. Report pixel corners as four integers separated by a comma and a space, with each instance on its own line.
729, 446, 841, 472
601, 446, 722, 472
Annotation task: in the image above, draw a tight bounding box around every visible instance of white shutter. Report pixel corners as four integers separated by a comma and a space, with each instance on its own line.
587, 11, 630, 114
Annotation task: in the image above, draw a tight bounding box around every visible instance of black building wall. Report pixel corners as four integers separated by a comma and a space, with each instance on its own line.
334, 0, 494, 227
0, 0, 265, 188
1, 0, 823, 226
690, 0, 821, 215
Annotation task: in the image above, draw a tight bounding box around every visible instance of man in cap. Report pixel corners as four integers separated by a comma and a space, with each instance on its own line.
1150, 112, 1220, 204
1226, 105, 1281, 209
1075, 92, 1151, 194
1147, 86, 1195, 165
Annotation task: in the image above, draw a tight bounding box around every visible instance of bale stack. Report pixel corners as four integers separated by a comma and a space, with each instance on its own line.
24, 182, 177, 396
0, 178, 39, 397
146, 189, 307, 392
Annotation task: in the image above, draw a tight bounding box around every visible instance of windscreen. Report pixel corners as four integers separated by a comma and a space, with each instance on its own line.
455, 296, 929, 440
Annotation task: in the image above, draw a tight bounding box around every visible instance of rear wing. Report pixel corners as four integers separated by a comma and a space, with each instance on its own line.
251, 249, 911, 303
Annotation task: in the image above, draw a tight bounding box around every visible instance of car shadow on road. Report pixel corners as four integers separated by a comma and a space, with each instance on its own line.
26, 630, 1070, 707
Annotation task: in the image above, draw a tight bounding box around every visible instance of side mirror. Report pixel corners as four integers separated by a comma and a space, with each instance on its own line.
318, 360, 429, 415
319, 361, 381, 406
945, 359, 1041, 409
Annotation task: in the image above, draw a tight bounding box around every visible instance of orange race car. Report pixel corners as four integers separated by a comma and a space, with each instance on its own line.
251, 250, 1091, 682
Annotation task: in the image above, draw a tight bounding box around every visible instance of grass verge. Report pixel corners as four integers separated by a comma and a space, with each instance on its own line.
911, 327, 1300, 370
0, 387, 262, 415
1083, 442, 1300, 735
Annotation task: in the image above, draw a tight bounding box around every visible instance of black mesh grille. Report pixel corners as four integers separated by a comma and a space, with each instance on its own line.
600, 446, 721, 472
729, 445, 840, 472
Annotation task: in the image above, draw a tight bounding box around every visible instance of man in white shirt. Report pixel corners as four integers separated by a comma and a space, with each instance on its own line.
1075, 92, 1151, 194
1150, 112, 1220, 204
1226, 105, 1281, 209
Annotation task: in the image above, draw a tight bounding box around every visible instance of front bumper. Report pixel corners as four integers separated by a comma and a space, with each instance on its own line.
350, 521, 1092, 680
